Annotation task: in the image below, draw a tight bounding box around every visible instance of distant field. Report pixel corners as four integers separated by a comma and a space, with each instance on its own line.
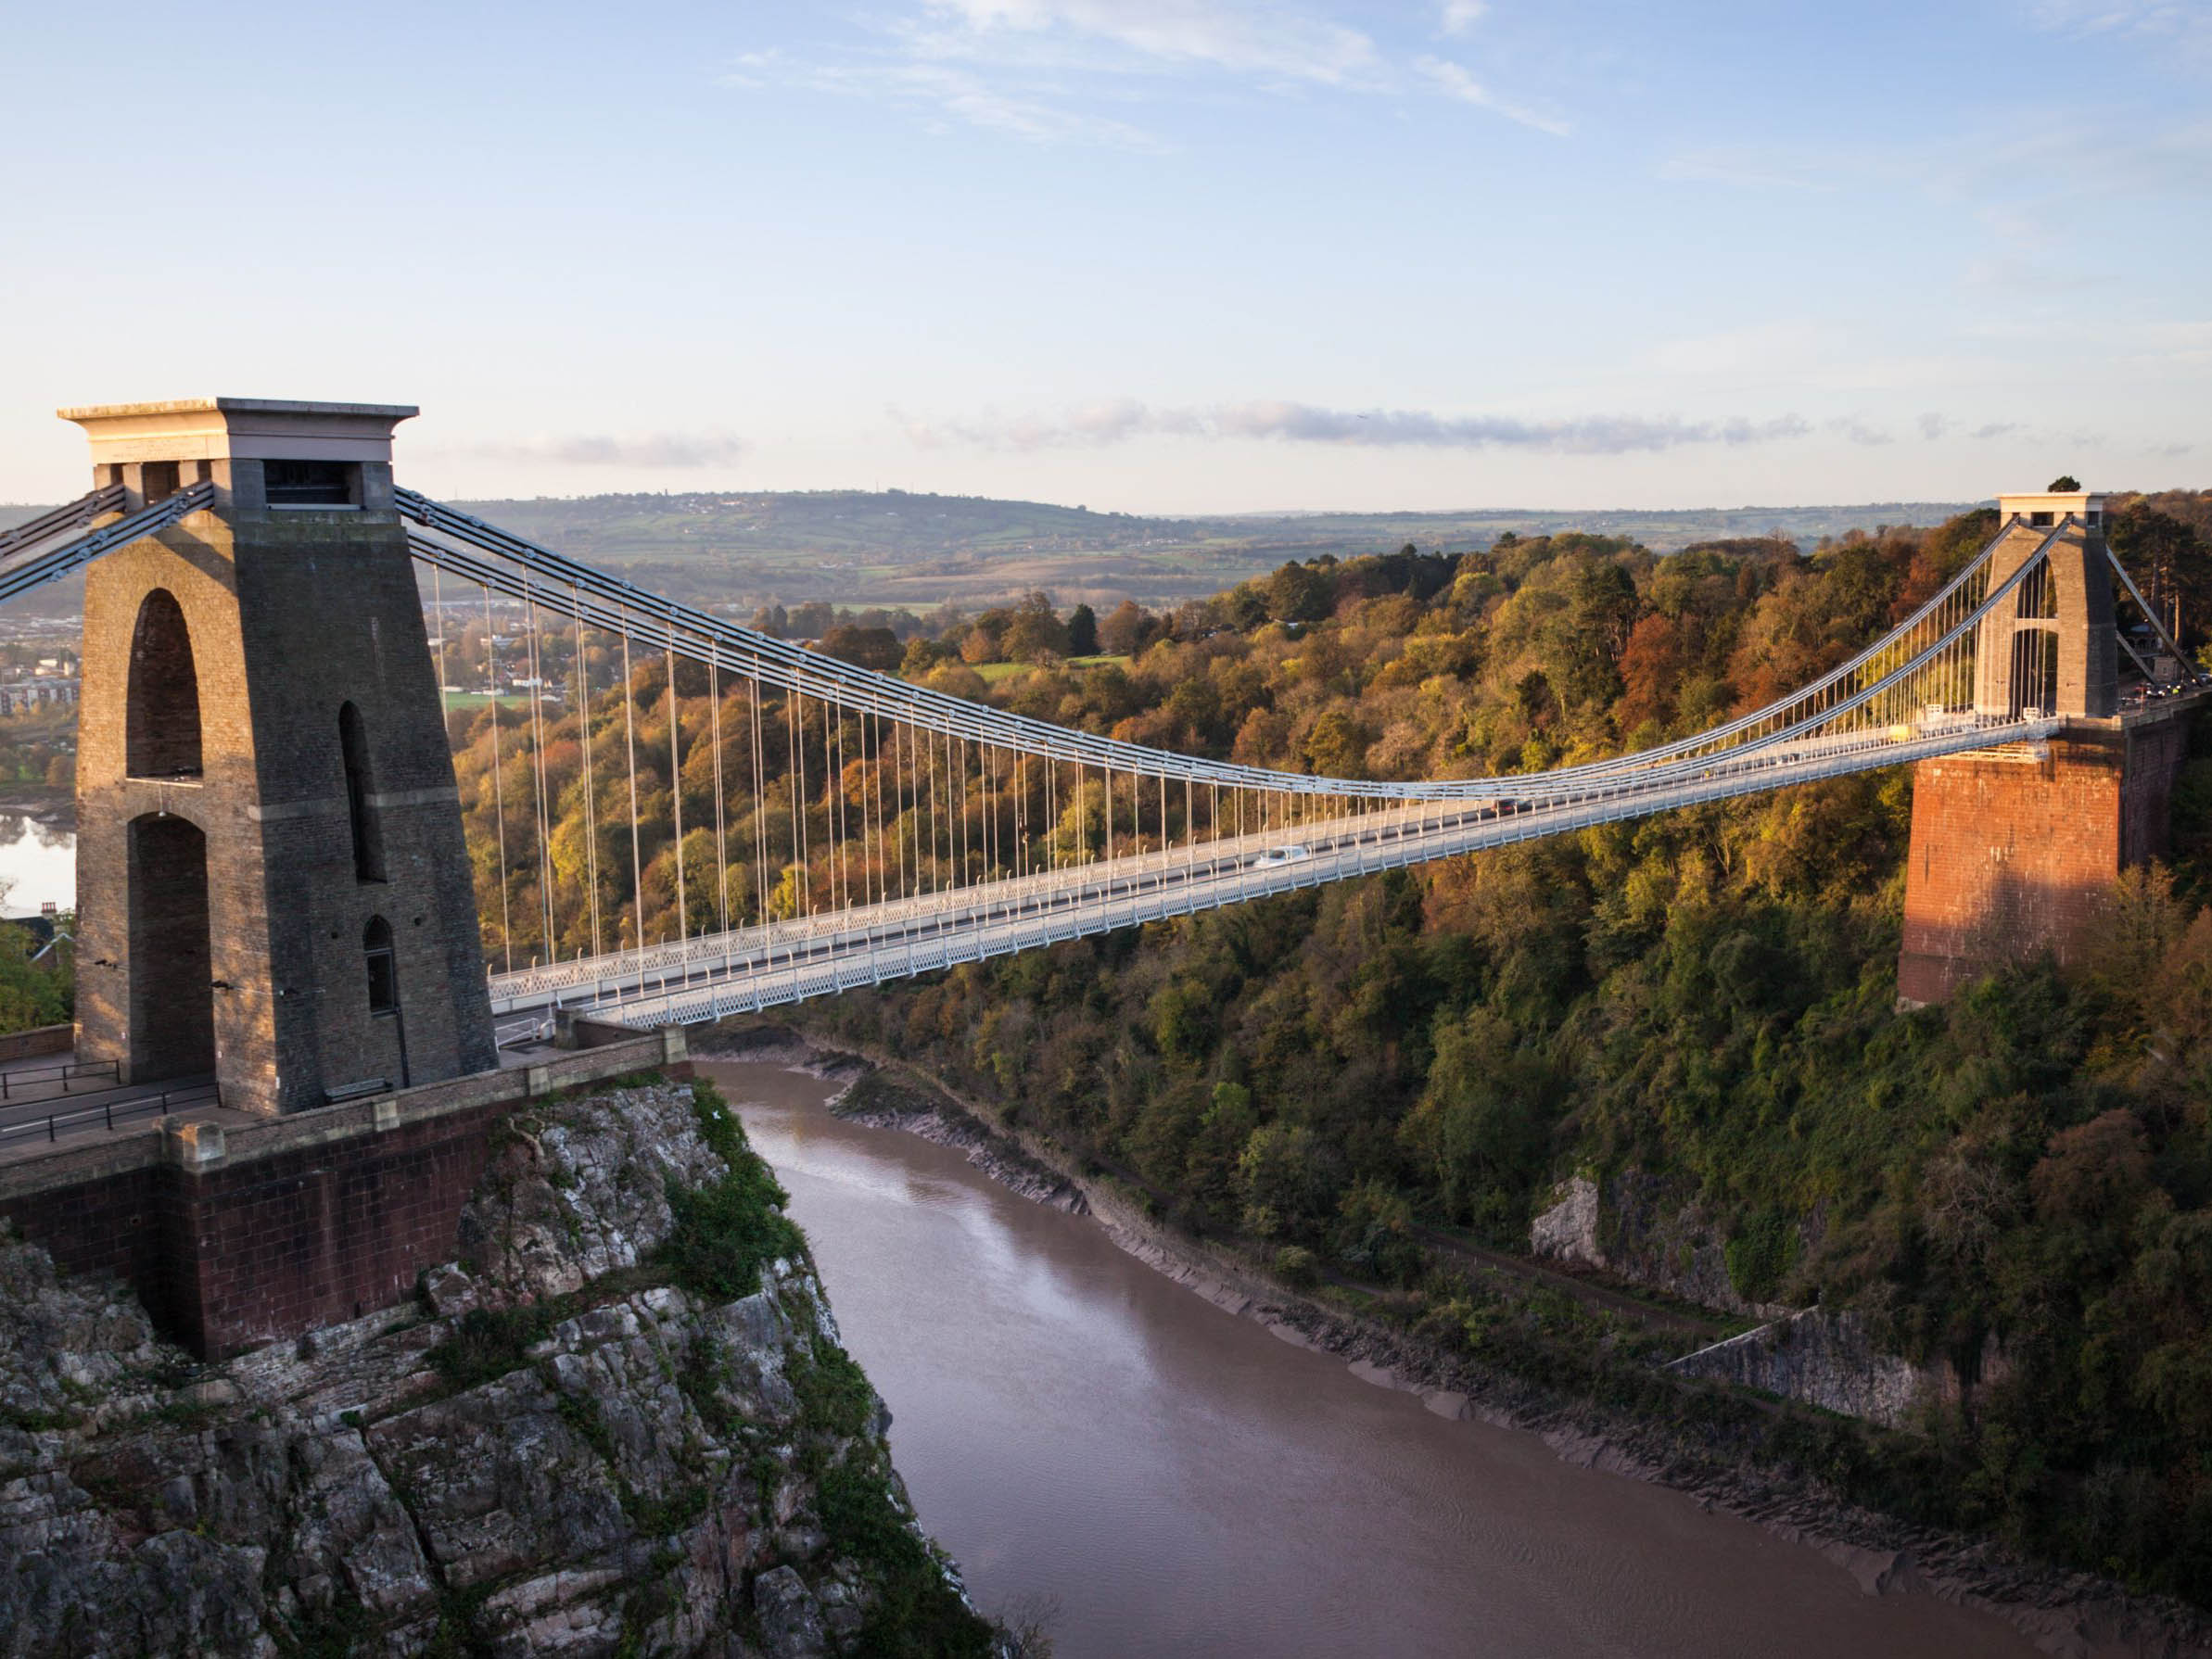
434, 489, 1985, 615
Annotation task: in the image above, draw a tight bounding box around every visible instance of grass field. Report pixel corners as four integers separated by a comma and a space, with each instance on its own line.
973, 653, 1129, 684
439, 691, 541, 711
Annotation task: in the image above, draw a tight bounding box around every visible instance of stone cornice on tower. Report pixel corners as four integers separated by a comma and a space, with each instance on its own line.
58, 398, 417, 466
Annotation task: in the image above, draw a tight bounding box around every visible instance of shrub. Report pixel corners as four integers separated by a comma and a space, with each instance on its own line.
655, 1080, 807, 1300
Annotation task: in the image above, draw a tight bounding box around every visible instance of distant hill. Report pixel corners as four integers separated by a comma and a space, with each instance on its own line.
443, 489, 1984, 612
1, 488, 1984, 615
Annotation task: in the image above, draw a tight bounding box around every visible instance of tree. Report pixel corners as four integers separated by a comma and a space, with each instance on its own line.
1001, 591, 1069, 663
1066, 602, 1099, 657
1100, 600, 1152, 657
1615, 612, 1684, 736
820, 624, 901, 672
1268, 562, 1333, 625
2050, 475, 2082, 492
1236, 1122, 1338, 1239
2112, 501, 2212, 652
1302, 710, 1369, 779
899, 637, 948, 678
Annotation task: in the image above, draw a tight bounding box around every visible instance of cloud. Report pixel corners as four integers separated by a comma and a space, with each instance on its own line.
1826, 417, 1895, 447
2024, 0, 2212, 64
1413, 56, 1570, 134
900, 399, 1816, 454
731, 3, 1567, 146
912, 0, 1382, 85
458, 434, 749, 469
769, 58, 1165, 147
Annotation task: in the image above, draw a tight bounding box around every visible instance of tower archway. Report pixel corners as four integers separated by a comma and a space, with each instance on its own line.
126, 812, 214, 1080
125, 589, 202, 779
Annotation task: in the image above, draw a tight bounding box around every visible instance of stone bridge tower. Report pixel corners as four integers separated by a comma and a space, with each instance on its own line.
1899, 488, 2194, 1004
63, 399, 498, 1114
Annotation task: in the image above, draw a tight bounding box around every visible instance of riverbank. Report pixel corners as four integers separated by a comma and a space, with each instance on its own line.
697, 1020, 2212, 1659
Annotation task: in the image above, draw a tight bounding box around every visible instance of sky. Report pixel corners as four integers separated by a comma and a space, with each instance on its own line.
2, 0, 2208, 514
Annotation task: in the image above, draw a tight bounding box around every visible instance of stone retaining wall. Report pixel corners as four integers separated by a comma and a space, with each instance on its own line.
0, 1028, 688, 1357
0, 1023, 74, 1062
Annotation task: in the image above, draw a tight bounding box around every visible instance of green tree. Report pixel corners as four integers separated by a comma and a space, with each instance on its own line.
1066, 602, 1099, 656
1268, 562, 1333, 625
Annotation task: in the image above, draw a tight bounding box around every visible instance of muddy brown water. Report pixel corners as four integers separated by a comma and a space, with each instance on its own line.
709, 1058, 2041, 1659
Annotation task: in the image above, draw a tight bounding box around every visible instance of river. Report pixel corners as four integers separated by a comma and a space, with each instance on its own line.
706, 1058, 2043, 1659
0, 811, 72, 917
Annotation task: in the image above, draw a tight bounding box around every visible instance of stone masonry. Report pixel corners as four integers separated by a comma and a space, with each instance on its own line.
62, 399, 497, 1113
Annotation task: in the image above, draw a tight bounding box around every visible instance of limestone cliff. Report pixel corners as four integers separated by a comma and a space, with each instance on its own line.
1529, 1172, 1798, 1322
1532, 1173, 2009, 1428
0, 1077, 1008, 1658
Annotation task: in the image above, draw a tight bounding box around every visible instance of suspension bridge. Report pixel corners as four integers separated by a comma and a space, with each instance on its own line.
2, 399, 2203, 1107
0, 395, 2203, 1363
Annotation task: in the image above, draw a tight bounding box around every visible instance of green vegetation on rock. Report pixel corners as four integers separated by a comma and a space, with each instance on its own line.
655, 1076, 808, 1298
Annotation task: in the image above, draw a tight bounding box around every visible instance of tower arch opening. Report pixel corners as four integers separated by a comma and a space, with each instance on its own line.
126, 589, 202, 779
339, 702, 386, 881
126, 812, 214, 1081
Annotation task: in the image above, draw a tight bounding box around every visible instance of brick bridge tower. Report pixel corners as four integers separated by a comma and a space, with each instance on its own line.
63, 399, 498, 1113
1899, 488, 2195, 1004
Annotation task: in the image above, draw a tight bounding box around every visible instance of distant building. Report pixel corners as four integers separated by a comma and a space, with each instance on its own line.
0, 678, 77, 714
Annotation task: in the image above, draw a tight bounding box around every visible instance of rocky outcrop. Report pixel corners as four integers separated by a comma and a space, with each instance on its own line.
1528, 1174, 1602, 1266
1529, 1171, 1798, 1322
1530, 1173, 2016, 1429
1666, 1309, 1931, 1426
1665, 1309, 2014, 1430
0, 1079, 1007, 1658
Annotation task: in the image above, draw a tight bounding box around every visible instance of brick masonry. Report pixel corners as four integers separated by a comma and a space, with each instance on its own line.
0, 1030, 688, 1359
1899, 708, 2197, 1004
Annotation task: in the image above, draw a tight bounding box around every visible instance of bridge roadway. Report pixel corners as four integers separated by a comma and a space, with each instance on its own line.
491, 713, 2060, 1035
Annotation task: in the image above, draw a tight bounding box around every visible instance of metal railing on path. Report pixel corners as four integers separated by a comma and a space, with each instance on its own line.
0, 1077, 222, 1148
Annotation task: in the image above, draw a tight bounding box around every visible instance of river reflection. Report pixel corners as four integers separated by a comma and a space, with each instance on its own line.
0, 811, 73, 916
708, 1059, 2041, 1659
